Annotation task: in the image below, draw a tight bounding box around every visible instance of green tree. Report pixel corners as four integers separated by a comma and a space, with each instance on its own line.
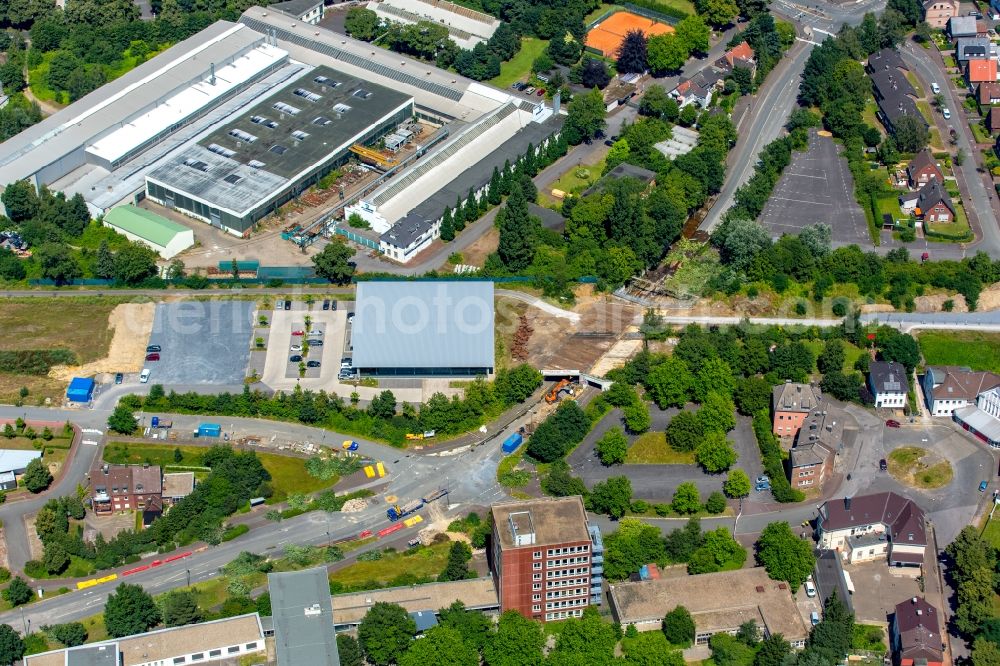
497, 183, 537, 271
107, 403, 137, 434
563, 88, 606, 145
2, 180, 38, 222
667, 411, 704, 452
755, 521, 816, 589
438, 541, 473, 582
734, 377, 772, 415
646, 358, 693, 408
754, 634, 791, 666
676, 15, 711, 54
104, 583, 161, 638
973, 637, 1000, 666
113, 242, 157, 285
671, 482, 702, 514
46, 622, 87, 647
616, 29, 648, 74
694, 358, 735, 403
688, 526, 746, 574
724, 469, 751, 498
22, 457, 52, 493
337, 634, 363, 666
483, 610, 545, 666
2, 577, 31, 607
698, 392, 736, 433
312, 238, 356, 284
42, 541, 69, 574
604, 518, 668, 581
596, 427, 629, 465
438, 600, 492, 653
344, 7, 381, 40
358, 602, 416, 666
35, 242, 81, 285
622, 631, 686, 666
623, 401, 651, 434
818, 339, 846, 375
161, 590, 202, 627
95, 239, 115, 279
705, 490, 727, 514
589, 475, 632, 519
892, 115, 929, 153
639, 84, 680, 121
399, 626, 477, 666
647, 33, 689, 73
710, 632, 755, 666
0, 624, 24, 666
696, 431, 737, 473
663, 606, 695, 646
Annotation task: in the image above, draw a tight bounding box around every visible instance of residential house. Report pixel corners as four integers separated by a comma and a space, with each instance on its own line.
955, 383, 1000, 446
956, 37, 992, 63
967, 58, 998, 86
867, 49, 924, 135
906, 149, 943, 188
671, 70, 723, 108
979, 81, 1000, 106
915, 179, 955, 223
988, 107, 1000, 133
869, 361, 908, 409
772, 382, 822, 441
923, 365, 1000, 415
715, 41, 756, 75
90, 463, 162, 515
817, 492, 927, 566
923, 0, 959, 28
0, 449, 42, 491
949, 15, 979, 38
789, 407, 843, 491
892, 597, 944, 666
162, 472, 195, 507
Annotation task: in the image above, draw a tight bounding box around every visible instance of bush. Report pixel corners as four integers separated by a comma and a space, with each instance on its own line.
705, 491, 727, 514
221, 524, 249, 542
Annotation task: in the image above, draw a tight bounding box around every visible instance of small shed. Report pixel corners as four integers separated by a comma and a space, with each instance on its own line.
66, 377, 95, 403
103, 205, 194, 259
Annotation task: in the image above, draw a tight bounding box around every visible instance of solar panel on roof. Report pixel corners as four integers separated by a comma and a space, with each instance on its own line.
273, 102, 300, 115
294, 88, 323, 102
291, 130, 310, 140
229, 129, 258, 143
270, 145, 288, 155
184, 159, 209, 172
223, 174, 244, 185
313, 116, 332, 126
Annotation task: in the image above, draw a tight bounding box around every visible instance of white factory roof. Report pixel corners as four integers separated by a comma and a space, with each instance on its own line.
0, 22, 263, 187
86, 42, 287, 165
0, 449, 42, 475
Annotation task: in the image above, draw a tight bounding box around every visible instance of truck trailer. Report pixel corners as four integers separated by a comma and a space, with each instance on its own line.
387, 499, 423, 521
422, 488, 449, 504
150, 417, 172, 429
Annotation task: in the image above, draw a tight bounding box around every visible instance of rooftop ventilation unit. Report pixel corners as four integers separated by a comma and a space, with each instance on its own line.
291, 130, 310, 140
313, 76, 341, 87
353, 89, 372, 99
250, 115, 279, 128
273, 102, 300, 115
333, 103, 351, 114
313, 116, 332, 126
248, 159, 266, 168
293, 88, 322, 102
269, 145, 288, 155
207, 143, 235, 158
228, 129, 258, 143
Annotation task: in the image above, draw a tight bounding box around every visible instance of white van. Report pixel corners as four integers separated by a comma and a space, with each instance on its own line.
140, 368, 151, 383
942, 107, 951, 119
805, 580, 817, 597
931, 82, 940, 94
810, 611, 820, 626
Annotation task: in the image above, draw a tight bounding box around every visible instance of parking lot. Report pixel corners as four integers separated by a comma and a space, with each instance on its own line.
145, 301, 254, 385
259, 301, 347, 391
843, 561, 923, 624
758, 131, 870, 246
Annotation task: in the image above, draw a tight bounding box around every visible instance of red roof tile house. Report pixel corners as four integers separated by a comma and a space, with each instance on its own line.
987, 107, 1000, 133
817, 492, 926, 566
979, 81, 1000, 105
906, 149, 942, 188
715, 41, 756, 75
915, 180, 956, 223
892, 597, 944, 666
967, 58, 998, 85
90, 464, 163, 516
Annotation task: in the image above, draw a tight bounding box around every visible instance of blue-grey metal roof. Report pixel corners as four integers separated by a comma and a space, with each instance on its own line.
352, 281, 495, 369
65, 643, 120, 666
409, 610, 439, 632
268, 568, 340, 666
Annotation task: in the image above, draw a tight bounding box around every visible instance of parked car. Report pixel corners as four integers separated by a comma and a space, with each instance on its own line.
942, 107, 951, 119
290, 345, 302, 352
810, 611, 820, 626
307, 360, 321, 368
880, 458, 888, 472
322, 299, 330, 310
291, 330, 305, 336
931, 82, 940, 94
289, 355, 303, 362
805, 581, 817, 597
145, 353, 160, 361
115, 372, 124, 384
886, 419, 900, 428
140, 368, 151, 383
310, 330, 323, 336
510, 82, 521, 89
341, 358, 352, 368
284, 300, 291, 310
146, 345, 161, 353
981, 480, 989, 492
536, 88, 546, 96
604, 139, 614, 146
308, 339, 323, 346
347, 313, 355, 324
524, 86, 536, 94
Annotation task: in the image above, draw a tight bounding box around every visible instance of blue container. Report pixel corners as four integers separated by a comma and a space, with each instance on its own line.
151, 416, 159, 428
197, 423, 222, 437
501, 432, 523, 454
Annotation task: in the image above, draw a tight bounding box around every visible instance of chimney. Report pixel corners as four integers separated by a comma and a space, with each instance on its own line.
917, 609, 923, 615
912, 597, 918, 603
844, 496, 852, 510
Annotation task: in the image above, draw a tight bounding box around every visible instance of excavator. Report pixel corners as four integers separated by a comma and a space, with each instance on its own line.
545, 379, 572, 404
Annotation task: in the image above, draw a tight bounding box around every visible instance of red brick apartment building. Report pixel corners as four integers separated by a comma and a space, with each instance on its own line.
90, 464, 163, 515
772, 382, 822, 441
490, 496, 599, 623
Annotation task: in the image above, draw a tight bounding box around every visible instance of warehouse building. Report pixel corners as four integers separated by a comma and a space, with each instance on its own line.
269, 568, 340, 666
103, 206, 195, 259
352, 280, 495, 377
368, 0, 501, 49
146, 65, 413, 235
0, 449, 43, 491
0, 22, 287, 217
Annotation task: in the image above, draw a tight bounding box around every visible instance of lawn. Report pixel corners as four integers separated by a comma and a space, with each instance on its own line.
926, 205, 973, 242
538, 158, 607, 206
981, 513, 1000, 549
103, 442, 338, 500
0, 298, 126, 362
888, 446, 953, 489
0, 435, 72, 451
489, 37, 549, 89
919, 330, 1000, 372
328, 541, 452, 588
801, 339, 865, 374
626, 432, 696, 464
970, 121, 992, 144
875, 194, 903, 223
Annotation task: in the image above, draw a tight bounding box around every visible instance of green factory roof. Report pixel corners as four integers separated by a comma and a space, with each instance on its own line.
104, 206, 190, 247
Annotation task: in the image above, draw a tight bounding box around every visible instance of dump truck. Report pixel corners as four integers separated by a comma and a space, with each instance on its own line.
150, 417, 172, 429
502, 432, 523, 454
422, 488, 449, 504
387, 499, 424, 521
196, 423, 222, 438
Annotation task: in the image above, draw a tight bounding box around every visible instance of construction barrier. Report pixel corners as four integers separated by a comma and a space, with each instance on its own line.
377, 524, 404, 538
121, 565, 151, 577
76, 574, 118, 590
358, 529, 373, 539
376, 462, 386, 477
403, 515, 423, 527
364, 465, 375, 478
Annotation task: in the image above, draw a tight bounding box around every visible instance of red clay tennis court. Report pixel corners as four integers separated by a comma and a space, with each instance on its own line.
585, 11, 675, 58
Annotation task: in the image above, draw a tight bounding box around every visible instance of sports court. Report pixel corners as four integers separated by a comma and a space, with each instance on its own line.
585, 11, 675, 58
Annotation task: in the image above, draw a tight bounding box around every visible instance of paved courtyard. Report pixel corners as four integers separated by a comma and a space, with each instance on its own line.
146, 301, 254, 385
758, 131, 870, 246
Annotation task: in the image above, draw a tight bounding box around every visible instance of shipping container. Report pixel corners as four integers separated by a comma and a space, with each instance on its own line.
196, 423, 222, 437
501, 432, 523, 454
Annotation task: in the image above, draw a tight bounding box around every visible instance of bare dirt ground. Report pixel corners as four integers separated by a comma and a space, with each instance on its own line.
85, 512, 137, 542
462, 228, 499, 268
914, 293, 969, 312
977, 282, 1000, 310
24, 516, 43, 562
49, 303, 155, 380
0, 529, 9, 572
526, 295, 642, 372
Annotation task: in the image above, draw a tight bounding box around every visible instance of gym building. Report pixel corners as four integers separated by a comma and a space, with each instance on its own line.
145, 65, 413, 236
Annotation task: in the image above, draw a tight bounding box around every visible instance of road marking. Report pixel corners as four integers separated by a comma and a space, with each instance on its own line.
82, 439, 98, 446
80, 429, 103, 435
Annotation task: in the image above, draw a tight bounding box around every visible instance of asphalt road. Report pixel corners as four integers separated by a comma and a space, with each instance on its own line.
700, 41, 813, 232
